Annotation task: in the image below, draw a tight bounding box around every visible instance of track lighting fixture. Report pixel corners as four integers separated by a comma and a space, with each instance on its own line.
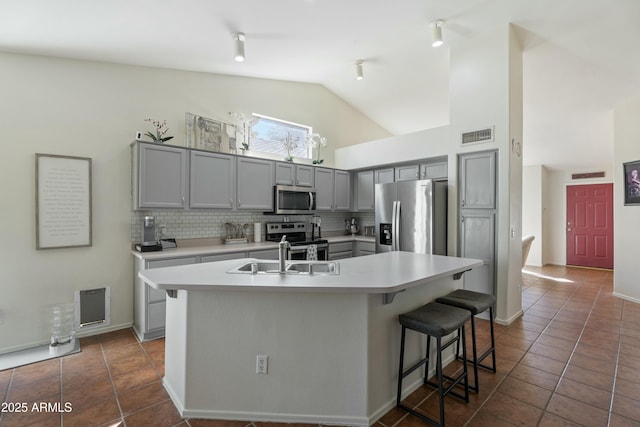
355, 60, 364, 81
233, 33, 246, 62
432, 20, 443, 47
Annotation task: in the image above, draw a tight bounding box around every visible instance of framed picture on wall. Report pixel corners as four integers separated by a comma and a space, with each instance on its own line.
624, 160, 640, 205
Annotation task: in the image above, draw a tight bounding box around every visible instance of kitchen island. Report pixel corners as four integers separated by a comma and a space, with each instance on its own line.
138, 252, 482, 426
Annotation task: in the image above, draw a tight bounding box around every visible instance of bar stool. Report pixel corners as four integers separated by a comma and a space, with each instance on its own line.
436, 289, 497, 393
397, 302, 470, 426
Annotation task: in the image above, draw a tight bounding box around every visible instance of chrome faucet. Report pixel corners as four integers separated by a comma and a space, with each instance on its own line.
278, 235, 290, 274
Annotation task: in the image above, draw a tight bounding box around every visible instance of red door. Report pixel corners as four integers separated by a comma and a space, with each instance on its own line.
566, 184, 613, 269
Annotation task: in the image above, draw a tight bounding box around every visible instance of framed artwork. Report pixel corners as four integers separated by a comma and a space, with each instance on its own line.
185, 112, 235, 153
36, 154, 92, 249
624, 160, 640, 205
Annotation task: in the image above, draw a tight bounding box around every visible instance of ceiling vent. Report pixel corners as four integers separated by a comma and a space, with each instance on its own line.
461, 127, 494, 145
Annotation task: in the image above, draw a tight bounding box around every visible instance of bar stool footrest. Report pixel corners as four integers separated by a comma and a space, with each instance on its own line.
397, 403, 441, 427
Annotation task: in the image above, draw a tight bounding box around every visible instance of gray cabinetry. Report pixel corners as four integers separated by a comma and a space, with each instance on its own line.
132, 143, 188, 209
248, 248, 279, 260
329, 242, 353, 260
236, 157, 274, 210
275, 163, 314, 187
134, 256, 197, 341
354, 170, 375, 211
354, 241, 375, 256
190, 151, 235, 209
375, 168, 395, 184
201, 252, 245, 263
314, 167, 334, 211
460, 151, 496, 209
333, 170, 351, 211
458, 150, 497, 298
395, 164, 420, 182
420, 160, 448, 180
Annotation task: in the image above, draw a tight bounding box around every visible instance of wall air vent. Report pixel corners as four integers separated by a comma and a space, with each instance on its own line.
461, 127, 494, 145
572, 172, 605, 180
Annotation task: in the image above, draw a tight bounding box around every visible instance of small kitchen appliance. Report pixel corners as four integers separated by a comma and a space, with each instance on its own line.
265, 222, 328, 260
136, 215, 162, 252
345, 218, 359, 235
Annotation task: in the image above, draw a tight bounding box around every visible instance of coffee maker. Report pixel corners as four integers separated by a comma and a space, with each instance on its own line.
135, 216, 163, 252
142, 216, 156, 245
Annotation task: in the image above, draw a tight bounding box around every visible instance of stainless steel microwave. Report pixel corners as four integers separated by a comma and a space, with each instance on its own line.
273, 185, 316, 214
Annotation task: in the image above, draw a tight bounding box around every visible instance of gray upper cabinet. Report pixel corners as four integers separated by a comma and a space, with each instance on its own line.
274, 162, 295, 186
295, 165, 314, 187
333, 170, 351, 211
459, 151, 496, 209
315, 167, 350, 211
375, 168, 395, 184
395, 164, 420, 182
420, 160, 448, 180
314, 167, 334, 211
190, 151, 235, 209
354, 170, 374, 211
133, 143, 188, 209
236, 157, 274, 210
275, 163, 314, 187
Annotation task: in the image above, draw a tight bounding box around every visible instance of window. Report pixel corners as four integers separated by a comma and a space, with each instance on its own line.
250, 114, 312, 160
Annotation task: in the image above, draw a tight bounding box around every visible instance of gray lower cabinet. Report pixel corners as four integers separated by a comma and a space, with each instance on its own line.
329, 242, 353, 260
248, 248, 280, 260
236, 157, 274, 210
459, 212, 496, 296
133, 256, 197, 341
354, 170, 374, 211
132, 142, 188, 209
190, 151, 235, 209
201, 253, 245, 263
354, 241, 376, 256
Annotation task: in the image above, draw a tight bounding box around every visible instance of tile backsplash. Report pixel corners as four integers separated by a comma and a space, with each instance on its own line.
130, 210, 374, 242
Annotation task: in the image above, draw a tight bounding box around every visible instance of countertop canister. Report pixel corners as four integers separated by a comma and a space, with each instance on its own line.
254, 223, 262, 242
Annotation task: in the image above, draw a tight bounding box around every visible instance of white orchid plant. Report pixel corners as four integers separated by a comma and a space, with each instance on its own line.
228, 112, 258, 151
306, 133, 328, 164
144, 117, 174, 143
282, 133, 300, 162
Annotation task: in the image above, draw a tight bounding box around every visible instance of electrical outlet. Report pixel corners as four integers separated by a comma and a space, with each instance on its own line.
256, 354, 268, 374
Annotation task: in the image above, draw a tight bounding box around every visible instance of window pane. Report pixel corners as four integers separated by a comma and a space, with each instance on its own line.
250, 115, 311, 159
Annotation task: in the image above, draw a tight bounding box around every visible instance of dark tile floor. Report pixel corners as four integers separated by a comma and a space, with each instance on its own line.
1, 265, 639, 426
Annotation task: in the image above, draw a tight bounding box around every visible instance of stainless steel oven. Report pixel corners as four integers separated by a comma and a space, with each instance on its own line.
273, 185, 316, 215
265, 222, 328, 260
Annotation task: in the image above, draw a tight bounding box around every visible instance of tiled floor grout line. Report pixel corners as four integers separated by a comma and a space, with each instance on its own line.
98, 339, 127, 427
606, 300, 626, 427
535, 284, 605, 426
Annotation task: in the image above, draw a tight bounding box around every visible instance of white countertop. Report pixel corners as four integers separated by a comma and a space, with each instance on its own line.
131, 234, 376, 260
138, 251, 482, 294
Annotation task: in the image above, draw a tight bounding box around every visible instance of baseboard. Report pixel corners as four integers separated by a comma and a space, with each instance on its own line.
613, 292, 640, 304
495, 309, 523, 326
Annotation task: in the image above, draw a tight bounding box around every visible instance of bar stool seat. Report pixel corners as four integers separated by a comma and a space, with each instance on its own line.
436, 289, 497, 393
397, 302, 470, 426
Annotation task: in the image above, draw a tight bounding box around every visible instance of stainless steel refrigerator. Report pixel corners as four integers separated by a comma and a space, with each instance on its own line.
375, 179, 447, 255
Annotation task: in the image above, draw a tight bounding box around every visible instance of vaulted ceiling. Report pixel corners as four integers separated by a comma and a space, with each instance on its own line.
1, 0, 639, 170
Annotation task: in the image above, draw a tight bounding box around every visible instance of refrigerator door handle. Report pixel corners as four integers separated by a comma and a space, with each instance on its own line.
394, 200, 401, 251
391, 201, 397, 251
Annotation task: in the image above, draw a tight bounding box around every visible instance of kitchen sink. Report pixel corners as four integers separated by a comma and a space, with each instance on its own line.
227, 260, 340, 275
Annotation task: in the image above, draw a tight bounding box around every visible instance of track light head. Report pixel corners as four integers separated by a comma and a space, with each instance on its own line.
355, 60, 364, 81
233, 33, 246, 62
432, 20, 443, 47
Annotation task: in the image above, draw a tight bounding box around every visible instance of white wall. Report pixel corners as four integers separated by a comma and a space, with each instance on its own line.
614, 95, 640, 302
522, 165, 543, 266
0, 51, 390, 354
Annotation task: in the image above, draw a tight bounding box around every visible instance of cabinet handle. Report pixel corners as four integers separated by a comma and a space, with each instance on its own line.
462, 199, 465, 207
461, 217, 465, 223
182, 197, 185, 205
